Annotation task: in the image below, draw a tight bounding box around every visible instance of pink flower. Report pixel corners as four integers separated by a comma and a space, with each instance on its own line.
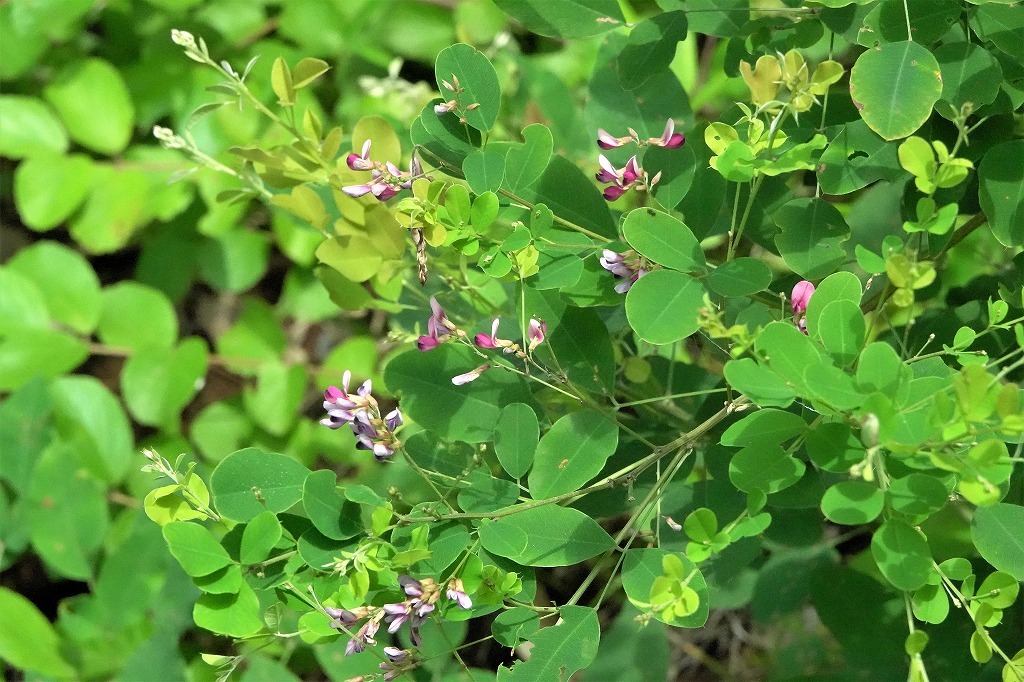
474, 318, 502, 350
528, 318, 546, 351
791, 280, 815, 314
597, 128, 625, 150
651, 119, 685, 149
417, 297, 451, 351
595, 155, 658, 203
346, 139, 374, 170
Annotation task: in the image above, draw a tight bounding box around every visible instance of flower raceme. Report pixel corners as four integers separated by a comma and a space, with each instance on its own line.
596, 119, 686, 150
320, 370, 402, 460
342, 140, 423, 202
473, 317, 547, 355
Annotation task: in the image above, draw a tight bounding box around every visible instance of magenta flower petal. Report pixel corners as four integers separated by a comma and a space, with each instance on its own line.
791, 280, 816, 314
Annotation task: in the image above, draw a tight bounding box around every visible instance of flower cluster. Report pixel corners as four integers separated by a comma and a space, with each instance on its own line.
790, 280, 815, 334
327, 576, 471, 660
597, 119, 685, 150
595, 154, 661, 202
342, 140, 423, 202
321, 371, 402, 460
600, 249, 648, 294
475, 318, 546, 354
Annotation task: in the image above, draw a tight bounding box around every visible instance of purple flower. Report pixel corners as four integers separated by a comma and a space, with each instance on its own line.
595, 155, 657, 202
527, 318, 546, 351
452, 364, 490, 386
791, 280, 815, 314
345, 619, 379, 656
346, 139, 374, 171
380, 647, 413, 681
599, 250, 647, 294
321, 371, 402, 460
324, 606, 359, 632
417, 296, 451, 351
399, 575, 424, 597
446, 578, 472, 610
651, 119, 685, 149
434, 100, 457, 114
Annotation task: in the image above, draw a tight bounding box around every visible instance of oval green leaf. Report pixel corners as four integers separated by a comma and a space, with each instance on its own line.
210, 448, 311, 523
622, 208, 705, 273
850, 41, 942, 141
528, 410, 618, 499
478, 505, 615, 567
625, 270, 705, 345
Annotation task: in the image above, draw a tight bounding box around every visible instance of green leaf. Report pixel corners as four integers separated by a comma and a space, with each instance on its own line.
383, 344, 531, 443
646, 144, 697, 210
316, 232, 383, 284
821, 481, 884, 525
162, 521, 234, 577
458, 471, 520, 514
302, 470, 362, 541
616, 11, 688, 90
888, 473, 950, 521
98, 282, 178, 351
721, 409, 806, 448
27, 442, 108, 580
194, 582, 265, 637
817, 120, 903, 195
435, 43, 501, 132
625, 270, 705, 345
544, 306, 615, 391
199, 229, 270, 293
970, 4, 1024, 60
816, 300, 866, 367
463, 149, 506, 194
622, 208, 705, 273
773, 198, 851, 280
490, 0, 624, 38
494, 403, 539, 479
121, 338, 208, 428
43, 58, 134, 154
728, 443, 806, 494
877, 0, 961, 44
912, 583, 949, 625
804, 271, 862, 338
754, 321, 830, 395
292, 57, 330, 88
517, 155, 616, 240
850, 41, 942, 140
972, 503, 1024, 580
0, 95, 67, 158
242, 362, 307, 437
496, 605, 600, 681
0, 327, 88, 391
413, 101, 482, 172
871, 520, 933, 591
352, 115, 402, 171
13, 153, 94, 231
491, 607, 539, 647
807, 423, 865, 472
707, 258, 773, 298
529, 410, 618, 499
478, 505, 615, 567
503, 123, 553, 191
239, 511, 283, 565
621, 548, 709, 627
51, 375, 132, 484
723, 358, 796, 408
6, 241, 101, 334
0, 267, 49, 330
935, 41, 1002, 111
0, 377, 52, 495
0, 587, 75, 678
978, 139, 1024, 246
210, 448, 311, 523
215, 298, 286, 376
